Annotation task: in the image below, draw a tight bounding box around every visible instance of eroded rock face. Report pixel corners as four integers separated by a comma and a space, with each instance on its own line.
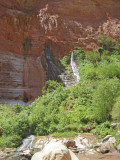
0, 0, 120, 57
0, 51, 45, 101
0, 0, 120, 100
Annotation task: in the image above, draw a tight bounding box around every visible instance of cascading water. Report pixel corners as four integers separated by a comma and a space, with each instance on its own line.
17, 135, 35, 152
70, 52, 80, 82
13, 135, 35, 157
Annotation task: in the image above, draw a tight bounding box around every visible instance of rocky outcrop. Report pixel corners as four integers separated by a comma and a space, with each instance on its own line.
117, 144, 120, 152
31, 141, 79, 160
33, 133, 97, 155
94, 135, 117, 154
0, 0, 120, 101
0, 51, 45, 101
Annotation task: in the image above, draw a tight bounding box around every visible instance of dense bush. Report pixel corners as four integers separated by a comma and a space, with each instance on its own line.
98, 35, 120, 55
93, 78, 120, 122
60, 55, 70, 69
0, 104, 29, 147
111, 96, 120, 122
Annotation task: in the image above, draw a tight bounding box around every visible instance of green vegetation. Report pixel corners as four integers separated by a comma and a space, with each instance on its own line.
0, 104, 29, 148
52, 131, 77, 138
0, 35, 120, 148
60, 55, 70, 69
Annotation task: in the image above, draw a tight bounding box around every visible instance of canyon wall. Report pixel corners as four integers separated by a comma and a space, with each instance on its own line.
0, 0, 120, 101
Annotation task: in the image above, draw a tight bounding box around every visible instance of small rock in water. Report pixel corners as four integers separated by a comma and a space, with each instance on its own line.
20, 149, 31, 158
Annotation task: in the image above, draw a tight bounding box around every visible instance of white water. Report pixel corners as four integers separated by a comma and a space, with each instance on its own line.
17, 135, 35, 152
70, 52, 80, 82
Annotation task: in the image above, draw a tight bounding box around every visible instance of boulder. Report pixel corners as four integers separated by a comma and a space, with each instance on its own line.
63, 139, 76, 148
100, 143, 111, 154
111, 123, 118, 129
102, 135, 113, 142
117, 144, 120, 152
31, 141, 79, 160
116, 131, 120, 136
0, 126, 3, 136
100, 136, 116, 154
20, 149, 31, 158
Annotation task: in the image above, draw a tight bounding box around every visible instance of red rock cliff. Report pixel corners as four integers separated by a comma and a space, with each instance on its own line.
0, 0, 120, 101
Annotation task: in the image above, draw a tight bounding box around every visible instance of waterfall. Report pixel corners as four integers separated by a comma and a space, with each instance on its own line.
12, 135, 36, 157
17, 135, 35, 152
70, 52, 80, 82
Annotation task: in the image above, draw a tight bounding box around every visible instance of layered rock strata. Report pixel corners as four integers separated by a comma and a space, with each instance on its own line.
0, 0, 120, 101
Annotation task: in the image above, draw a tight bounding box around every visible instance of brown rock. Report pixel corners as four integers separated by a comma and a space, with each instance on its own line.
64, 140, 76, 148
111, 123, 119, 129
100, 136, 116, 154
20, 149, 31, 158
117, 144, 120, 152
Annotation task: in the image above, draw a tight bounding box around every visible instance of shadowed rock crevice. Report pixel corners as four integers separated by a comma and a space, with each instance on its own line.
41, 44, 63, 82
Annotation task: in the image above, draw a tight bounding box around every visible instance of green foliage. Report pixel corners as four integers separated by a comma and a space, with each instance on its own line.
42, 80, 63, 95
111, 96, 120, 122
98, 35, 120, 55
73, 47, 85, 61
85, 51, 101, 64
60, 55, 70, 69
0, 105, 29, 147
93, 78, 120, 122
97, 47, 104, 57
91, 122, 120, 144
97, 62, 120, 79
0, 135, 21, 148
52, 131, 77, 137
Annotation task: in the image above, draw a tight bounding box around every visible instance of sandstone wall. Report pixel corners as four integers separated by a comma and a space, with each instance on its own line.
0, 0, 120, 101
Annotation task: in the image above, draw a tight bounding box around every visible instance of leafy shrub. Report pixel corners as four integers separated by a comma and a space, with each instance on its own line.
73, 47, 85, 61
98, 35, 120, 54
93, 78, 120, 122
60, 56, 70, 69
0, 104, 29, 147
91, 121, 120, 144
85, 51, 101, 64
111, 96, 120, 122
42, 80, 63, 95
52, 131, 77, 137
0, 135, 21, 148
